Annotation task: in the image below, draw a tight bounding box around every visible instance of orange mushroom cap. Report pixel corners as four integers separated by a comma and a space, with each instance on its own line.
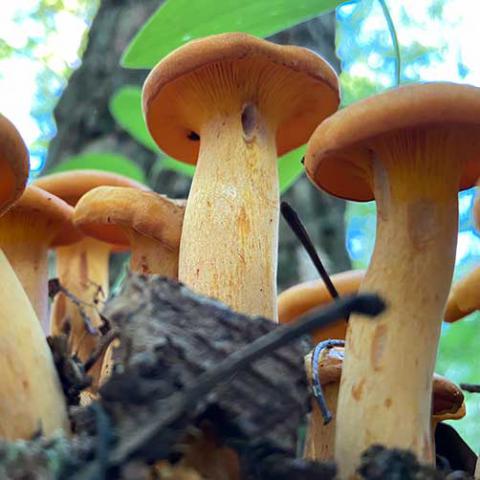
0, 114, 29, 214
278, 270, 364, 342
432, 373, 465, 421
444, 265, 480, 322
33, 170, 148, 206
4, 185, 80, 246
73, 186, 185, 249
143, 32, 339, 165
305, 83, 480, 201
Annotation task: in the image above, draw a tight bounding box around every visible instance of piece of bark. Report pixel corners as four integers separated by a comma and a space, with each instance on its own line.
101, 273, 311, 457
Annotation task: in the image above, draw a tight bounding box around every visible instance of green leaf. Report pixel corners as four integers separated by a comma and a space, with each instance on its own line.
122, 0, 349, 68
109, 86, 158, 152
50, 153, 147, 184
279, 145, 305, 194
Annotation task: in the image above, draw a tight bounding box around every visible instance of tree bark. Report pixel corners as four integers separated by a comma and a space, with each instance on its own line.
46, 1, 350, 289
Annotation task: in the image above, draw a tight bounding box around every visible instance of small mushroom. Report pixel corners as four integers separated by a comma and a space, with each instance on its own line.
0, 185, 80, 331
33, 171, 148, 375
0, 116, 68, 439
73, 186, 185, 392
73, 186, 185, 276
305, 82, 480, 476
304, 347, 465, 464
444, 266, 480, 322
143, 32, 339, 320
278, 270, 365, 341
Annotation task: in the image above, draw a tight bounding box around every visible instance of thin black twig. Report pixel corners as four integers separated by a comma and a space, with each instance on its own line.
83, 328, 119, 373
311, 339, 345, 424
280, 201, 339, 300
48, 278, 99, 335
460, 383, 480, 393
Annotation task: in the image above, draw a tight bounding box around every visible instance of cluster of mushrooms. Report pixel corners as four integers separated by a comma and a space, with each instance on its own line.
1, 31, 480, 479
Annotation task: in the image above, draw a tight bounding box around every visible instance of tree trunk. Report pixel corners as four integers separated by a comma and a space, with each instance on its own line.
46, 0, 350, 290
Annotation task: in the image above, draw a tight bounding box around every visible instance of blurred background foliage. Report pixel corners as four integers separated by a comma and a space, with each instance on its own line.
0, 0, 479, 450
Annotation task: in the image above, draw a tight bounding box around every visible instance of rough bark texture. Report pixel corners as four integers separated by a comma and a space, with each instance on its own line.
45, 0, 350, 290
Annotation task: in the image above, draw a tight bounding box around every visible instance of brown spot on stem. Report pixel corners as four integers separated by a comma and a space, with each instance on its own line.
371, 324, 387, 371
407, 200, 436, 250
351, 378, 365, 401
79, 251, 88, 287
237, 206, 250, 238
384, 398, 392, 408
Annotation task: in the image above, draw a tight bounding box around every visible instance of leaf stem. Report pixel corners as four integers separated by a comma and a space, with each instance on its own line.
377, 0, 401, 86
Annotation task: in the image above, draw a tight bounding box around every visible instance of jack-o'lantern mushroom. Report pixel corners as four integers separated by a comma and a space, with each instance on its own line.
0, 115, 68, 439
444, 191, 480, 322
0, 185, 80, 331
278, 270, 364, 341
304, 82, 480, 477
74, 186, 185, 276
304, 347, 465, 464
33, 171, 147, 374
143, 32, 339, 320
74, 186, 185, 391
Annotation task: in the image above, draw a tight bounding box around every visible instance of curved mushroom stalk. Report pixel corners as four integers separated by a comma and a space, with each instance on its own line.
125, 229, 178, 276
180, 110, 279, 320
336, 129, 461, 474
52, 237, 110, 385
0, 188, 80, 331
304, 382, 339, 461
143, 33, 340, 321
0, 250, 68, 439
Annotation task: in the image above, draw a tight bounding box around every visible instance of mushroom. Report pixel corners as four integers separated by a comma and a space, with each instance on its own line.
304, 82, 480, 476
0, 185, 80, 331
278, 269, 364, 341
0, 115, 68, 439
73, 186, 185, 276
143, 32, 339, 320
304, 347, 465, 463
33, 171, 148, 373
73, 186, 185, 392
444, 265, 480, 322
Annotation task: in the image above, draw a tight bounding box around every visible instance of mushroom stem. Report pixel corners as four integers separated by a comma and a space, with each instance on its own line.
51, 237, 110, 377
0, 250, 68, 439
0, 220, 54, 331
304, 382, 339, 461
335, 130, 461, 478
126, 229, 178, 276
179, 110, 279, 320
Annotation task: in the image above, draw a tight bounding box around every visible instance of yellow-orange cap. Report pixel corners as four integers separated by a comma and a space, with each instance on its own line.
143, 32, 339, 165
305, 83, 480, 201
74, 186, 185, 249
0, 115, 29, 215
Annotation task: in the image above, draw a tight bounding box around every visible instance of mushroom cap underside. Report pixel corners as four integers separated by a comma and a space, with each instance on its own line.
143, 32, 339, 164
1, 186, 80, 246
74, 186, 185, 250
305, 82, 480, 201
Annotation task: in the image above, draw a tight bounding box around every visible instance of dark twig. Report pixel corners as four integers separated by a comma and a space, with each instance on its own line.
280, 202, 339, 300
311, 339, 345, 424
108, 293, 385, 466
460, 383, 480, 393
48, 278, 99, 335
83, 328, 119, 373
